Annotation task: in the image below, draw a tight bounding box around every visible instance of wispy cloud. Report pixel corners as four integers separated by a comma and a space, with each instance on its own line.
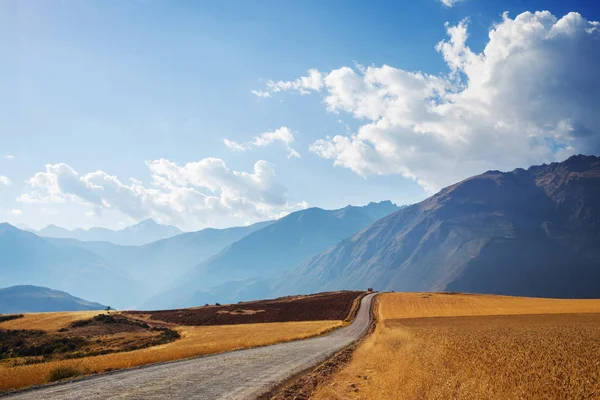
440, 0, 465, 7
0, 176, 11, 185
224, 127, 301, 159
5, 155, 15, 160
251, 90, 271, 98
223, 139, 247, 152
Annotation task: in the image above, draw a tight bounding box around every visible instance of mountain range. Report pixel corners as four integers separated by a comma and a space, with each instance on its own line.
0, 285, 106, 314
145, 201, 400, 308
2, 155, 599, 311
280, 155, 600, 299
0, 223, 144, 307
32, 219, 182, 246
0, 201, 399, 310
44, 220, 272, 293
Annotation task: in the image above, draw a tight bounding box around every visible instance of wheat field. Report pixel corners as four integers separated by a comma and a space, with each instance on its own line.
0, 319, 341, 392
311, 292, 600, 400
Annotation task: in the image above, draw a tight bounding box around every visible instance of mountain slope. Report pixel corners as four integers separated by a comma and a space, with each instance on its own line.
44, 220, 272, 292
0, 285, 106, 313
283, 155, 600, 298
36, 219, 182, 246
0, 224, 142, 307
149, 201, 399, 308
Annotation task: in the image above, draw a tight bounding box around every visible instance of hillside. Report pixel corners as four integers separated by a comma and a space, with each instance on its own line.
146, 201, 399, 308
45, 220, 272, 292
36, 219, 182, 246
0, 285, 106, 313
282, 155, 600, 298
0, 224, 142, 307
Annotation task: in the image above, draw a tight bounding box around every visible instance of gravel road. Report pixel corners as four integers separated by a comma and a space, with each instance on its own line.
5, 293, 376, 400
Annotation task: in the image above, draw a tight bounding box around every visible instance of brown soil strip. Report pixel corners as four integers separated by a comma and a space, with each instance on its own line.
125, 291, 364, 326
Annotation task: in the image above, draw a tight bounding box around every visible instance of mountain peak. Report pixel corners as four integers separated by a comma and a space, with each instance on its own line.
0, 222, 18, 231
0, 285, 106, 313
133, 219, 159, 227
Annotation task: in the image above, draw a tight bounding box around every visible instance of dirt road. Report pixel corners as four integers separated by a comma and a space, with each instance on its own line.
5, 293, 376, 400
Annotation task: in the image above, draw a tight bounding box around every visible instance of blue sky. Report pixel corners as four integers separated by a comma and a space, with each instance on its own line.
1, 0, 600, 230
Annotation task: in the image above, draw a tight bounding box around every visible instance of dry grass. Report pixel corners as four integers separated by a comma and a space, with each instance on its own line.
311, 293, 600, 400
0, 311, 103, 331
0, 320, 341, 392
380, 292, 600, 319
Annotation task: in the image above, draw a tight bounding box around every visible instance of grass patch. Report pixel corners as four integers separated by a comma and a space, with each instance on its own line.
0, 311, 102, 331
0, 314, 24, 323
0, 315, 182, 367
46, 366, 84, 383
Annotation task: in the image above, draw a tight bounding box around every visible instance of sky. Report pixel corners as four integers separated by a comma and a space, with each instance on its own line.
1, 0, 600, 231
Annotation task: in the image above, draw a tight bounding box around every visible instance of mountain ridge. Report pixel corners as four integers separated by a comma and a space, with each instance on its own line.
34, 219, 182, 246
145, 200, 400, 308
279, 155, 600, 299
0, 285, 107, 313
0, 223, 143, 308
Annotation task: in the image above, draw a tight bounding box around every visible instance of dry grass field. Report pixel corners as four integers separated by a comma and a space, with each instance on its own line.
0, 319, 341, 392
312, 292, 600, 400
0, 310, 102, 331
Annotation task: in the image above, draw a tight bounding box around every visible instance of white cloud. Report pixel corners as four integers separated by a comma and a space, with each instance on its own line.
257, 11, 600, 193
262, 69, 324, 95
440, 0, 464, 7
10, 209, 22, 215
251, 90, 271, 98
223, 138, 247, 152
5, 155, 15, 160
19, 159, 308, 229
0, 175, 11, 185
224, 127, 301, 159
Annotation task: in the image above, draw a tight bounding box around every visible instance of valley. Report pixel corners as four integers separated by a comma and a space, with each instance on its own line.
2, 156, 600, 399
5, 2, 600, 398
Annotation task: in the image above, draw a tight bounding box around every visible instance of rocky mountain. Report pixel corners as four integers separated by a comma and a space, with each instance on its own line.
148, 201, 399, 308
36, 219, 182, 246
0, 285, 106, 313
0, 223, 143, 308
281, 155, 600, 299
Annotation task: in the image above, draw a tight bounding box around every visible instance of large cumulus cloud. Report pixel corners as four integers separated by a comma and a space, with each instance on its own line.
19, 159, 307, 229
256, 11, 600, 193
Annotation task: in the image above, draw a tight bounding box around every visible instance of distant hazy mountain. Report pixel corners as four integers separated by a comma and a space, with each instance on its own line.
0, 285, 106, 313
36, 219, 182, 246
0, 223, 143, 308
281, 155, 600, 299
45, 220, 272, 292
15, 223, 32, 231
148, 201, 399, 308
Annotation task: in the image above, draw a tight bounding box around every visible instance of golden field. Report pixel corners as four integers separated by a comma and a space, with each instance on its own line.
0, 315, 341, 392
312, 292, 600, 400
0, 310, 103, 331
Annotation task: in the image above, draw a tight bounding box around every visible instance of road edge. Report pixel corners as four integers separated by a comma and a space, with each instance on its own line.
259, 293, 380, 400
